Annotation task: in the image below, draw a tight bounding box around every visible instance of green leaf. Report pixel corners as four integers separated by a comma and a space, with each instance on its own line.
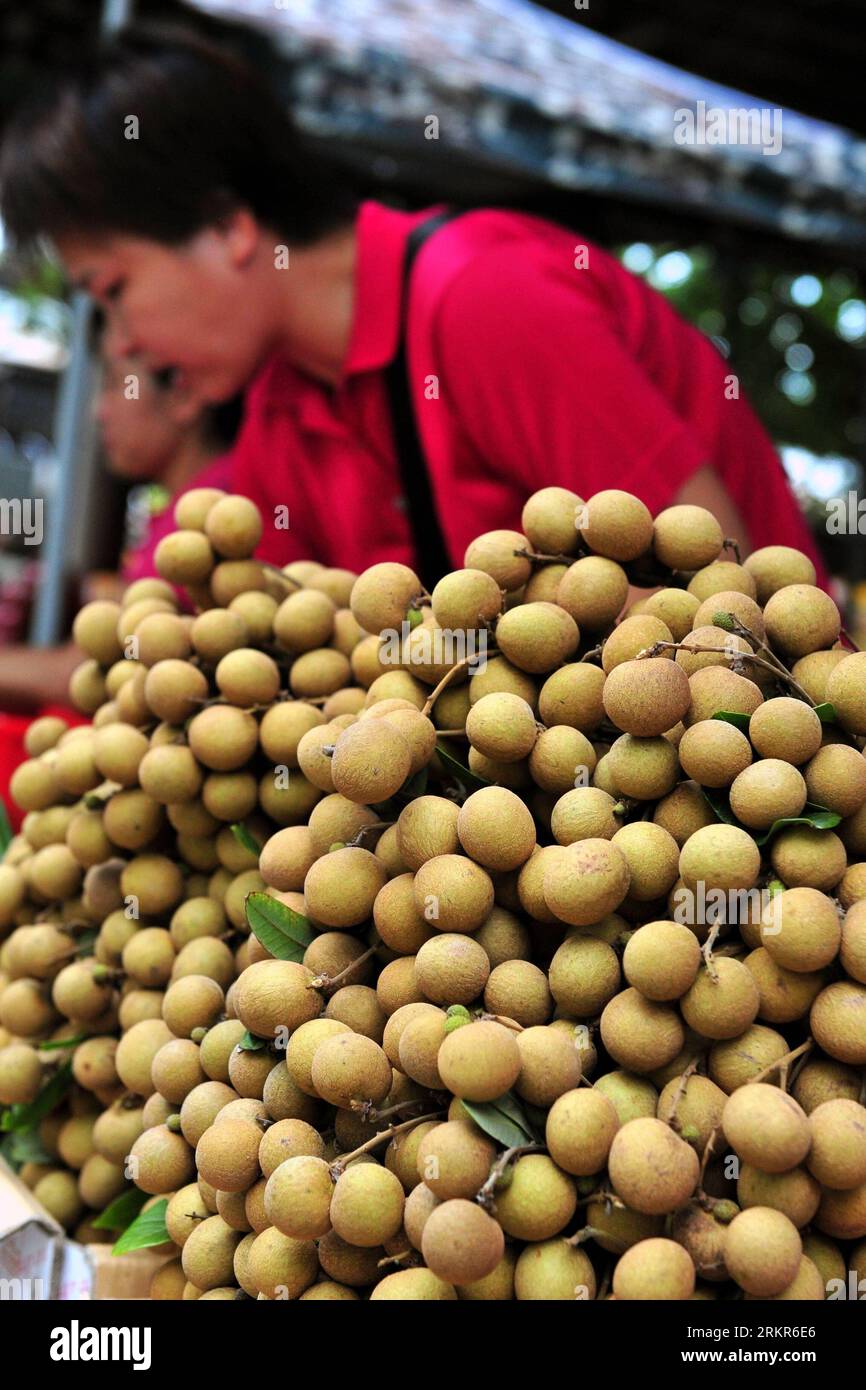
75, 930, 98, 958
0, 1062, 73, 1134
700, 787, 737, 825
434, 744, 491, 793
0, 798, 12, 854
238, 1030, 268, 1052
462, 1097, 534, 1150
231, 823, 262, 857
245, 891, 314, 963
814, 702, 836, 724
711, 710, 751, 733
0, 1127, 51, 1169
38, 1035, 90, 1051
487, 1090, 536, 1140
93, 1187, 148, 1231
112, 1198, 169, 1255
398, 768, 429, 801
754, 803, 842, 846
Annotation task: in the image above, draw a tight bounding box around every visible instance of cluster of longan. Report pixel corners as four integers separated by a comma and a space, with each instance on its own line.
0, 484, 864, 1302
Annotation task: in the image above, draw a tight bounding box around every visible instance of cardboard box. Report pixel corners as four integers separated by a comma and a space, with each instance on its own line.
0, 1158, 163, 1300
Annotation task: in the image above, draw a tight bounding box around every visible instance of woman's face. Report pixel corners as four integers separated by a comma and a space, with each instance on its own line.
59, 218, 272, 403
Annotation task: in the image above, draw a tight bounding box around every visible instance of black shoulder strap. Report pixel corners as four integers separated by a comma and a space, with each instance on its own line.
384, 209, 460, 589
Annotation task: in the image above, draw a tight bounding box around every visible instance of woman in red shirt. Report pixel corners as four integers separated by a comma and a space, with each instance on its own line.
0, 25, 823, 586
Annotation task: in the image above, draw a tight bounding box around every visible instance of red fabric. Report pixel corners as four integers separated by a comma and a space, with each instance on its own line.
0, 704, 89, 833
229, 200, 825, 579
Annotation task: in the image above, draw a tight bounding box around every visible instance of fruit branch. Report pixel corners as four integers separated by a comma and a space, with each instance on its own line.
421, 651, 496, 717
329, 1112, 445, 1176
636, 640, 816, 703
746, 1038, 813, 1089
664, 1057, 701, 1132
308, 938, 381, 994
475, 1143, 546, 1212
723, 536, 742, 564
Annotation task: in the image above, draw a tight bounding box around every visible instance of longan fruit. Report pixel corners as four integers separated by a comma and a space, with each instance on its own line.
414, 933, 490, 1006
623, 920, 701, 1000
187, 705, 259, 772
810, 982, 866, 1065
722, 1083, 811, 1173
304, 846, 386, 929
203, 495, 262, 559
748, 697, 823, 764
215, 648, 280, 707
608, 1117, 700, 1215
600, 988, 684, 1074
412, 854, 494, 934
763, 584, 841, 658
309, 1032, 392, 1108
770, 825, 847, 892
233, 960, 322, 1039
613, 1238, 696, 1301
542, 838, 630, 927
548, 934, 621, 1016
677, 720, 752, 788
493, 1154, 577, 1241
329, 1161, 405, 1247
652, 504, 724, 571
607, 733, 679, 800
422, 1198, 504, 1287
437, 1019, 521, 1101
724, 1207, 802, 1296
144, 658, 208, 725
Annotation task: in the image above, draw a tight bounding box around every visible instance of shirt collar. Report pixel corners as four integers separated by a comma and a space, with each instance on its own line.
339, 199, 446, 380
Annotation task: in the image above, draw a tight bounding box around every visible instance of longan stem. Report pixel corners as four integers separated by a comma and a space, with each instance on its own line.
421, 652, 494, 717
329, 1112, 445, 1175
308, 938, 381, 994
476, 1143, 546, 1212
723, 536, 742, 564
701, 922, 723, 982
636, 640, 816, 705
664, 1057, 701, 1131
840, 627, 862, 652
514, 547, 579, 566
716, 614, 795, 682
259, 560, 302, 589
696, 1124, 721, 1196
360, 1098, 437, 1125
746, 1038, 813, 1088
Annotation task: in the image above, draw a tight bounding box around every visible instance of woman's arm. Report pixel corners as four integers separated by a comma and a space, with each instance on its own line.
0, 642, 80, 713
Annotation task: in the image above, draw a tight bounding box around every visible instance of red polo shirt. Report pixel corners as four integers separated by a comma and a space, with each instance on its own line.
229, 200, 823, 576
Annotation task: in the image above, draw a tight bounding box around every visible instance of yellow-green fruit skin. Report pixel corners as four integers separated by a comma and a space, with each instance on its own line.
612, 1237, 696, 1301
492, 1154, 577, 1241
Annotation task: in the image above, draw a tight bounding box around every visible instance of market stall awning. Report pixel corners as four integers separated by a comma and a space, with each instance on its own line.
187, 0, 866, 256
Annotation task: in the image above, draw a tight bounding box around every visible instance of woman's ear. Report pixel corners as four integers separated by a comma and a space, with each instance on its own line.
219, 207, 261, 270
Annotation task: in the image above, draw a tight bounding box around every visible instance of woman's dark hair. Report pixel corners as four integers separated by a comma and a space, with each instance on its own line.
0, 22, 359, 251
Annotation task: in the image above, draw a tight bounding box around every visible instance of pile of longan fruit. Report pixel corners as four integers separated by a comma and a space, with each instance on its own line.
0, 484, 864, 1301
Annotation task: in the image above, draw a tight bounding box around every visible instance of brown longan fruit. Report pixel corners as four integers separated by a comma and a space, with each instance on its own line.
600, 988, 684, 1074
484, 960, 551, 1028
395, 797, 459, 871
760, 886, 841, 973
770, 825, 847, 892
542, 838, 630, 927
373, 874, 435, 955
724, 1207, 802, 1296
115, 1018, 173, 1096
607, 734, 679, 800
412, 855, 494, 935
327, 719, 412, 804
304, 846, 386, 929
187, 705, 259, 772
723, 1083, 811, 1173
203, 495, 262, 559
309, 1032, 392, 1108
685, 666, 764, 727
215, 649, 280, 707
681, 958, 760, 1040
258, 701, 325, 767
652, 504, 723, 571
548, 934, 621, 1016
129, 1123, 195, 1194
677, 720, 753, 787
623, 921, 701, 1000
743, 948, 826, 1025
325, 985, 386, 1042
538, 663, 606, 734
233, 960, 322, 1039
414, 934, 490, 1006
396, 1008, 448, 1089
328, 1162, 406, 1251
613, 1237, 696, 1300
744, 545, 816, 603
437, 1019, 521, 1102
608, 1117, 700, 1215
421, 1198, 504, 1287
303, 931, 373, 987
455, 786, 536, 874
493, 1154, 577, 1242
143, 658, 208, 726
763, 584, 841, 658
805, 1099, 866, 1191
810, 982, 866, 1065
0, 1041, 42, 1105
431, 567, 504, 631
602, 659, 691, 739
102, 790, 163, 854
350, 562, 422, 634
748, 697, 823, 764
805, 742, 866, 819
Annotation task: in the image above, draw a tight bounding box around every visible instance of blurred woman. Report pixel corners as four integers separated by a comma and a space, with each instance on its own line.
0, 25, 824, 590
0, 346, 238, 711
